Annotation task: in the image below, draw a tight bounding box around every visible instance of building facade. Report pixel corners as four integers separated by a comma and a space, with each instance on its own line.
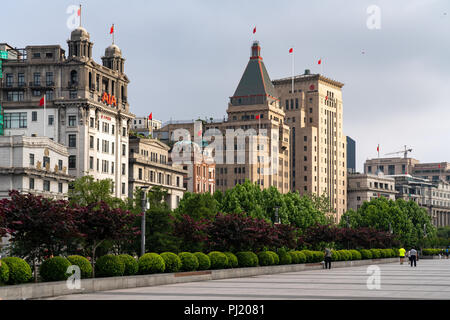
347, 136, 356, 174
364, 157, 420, 176
0, 27, 134, 199
272, 70, 347, 221
128, 136, 186, 209
0, 135, 74, 199
347, 172, 397, 211
132, 117, 162, 137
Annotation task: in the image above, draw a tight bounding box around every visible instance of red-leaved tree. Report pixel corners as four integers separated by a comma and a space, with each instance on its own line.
173, 214, 209, 252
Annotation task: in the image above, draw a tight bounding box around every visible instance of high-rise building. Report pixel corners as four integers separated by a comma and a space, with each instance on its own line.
0, 26, 134, 199
347, 136, 356, 174
273, 69, 347, 221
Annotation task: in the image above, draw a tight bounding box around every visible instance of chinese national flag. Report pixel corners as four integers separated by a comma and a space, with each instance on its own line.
289, 48, 293, 53
253, 27, 256, 34
77, 7, 81, 17
148, 112, 152, 120
110, 25, 114, 34
377, 145, 380, 153
318, 58, 322, 65
39, 96, 45, 106
438, 164, 441, 169
256, 115, 260, 120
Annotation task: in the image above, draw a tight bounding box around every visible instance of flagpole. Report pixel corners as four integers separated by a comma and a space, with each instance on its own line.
43, 95, 46, 138
79, 4, 82, 27
112, 24, 115, 44
291, 50, 294, 93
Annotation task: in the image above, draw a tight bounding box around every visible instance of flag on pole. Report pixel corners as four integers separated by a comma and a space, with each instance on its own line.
253, 26, 256, 34
77, 6, 81, 16
289, 48, 293, 53
110, 24, 114, 34
255, 115, 260, 120
318, 58, 322, 65
40, 95, 47, 137
39, 96, 45, 107
148, 112, 153, 120
377, 145, 380, 153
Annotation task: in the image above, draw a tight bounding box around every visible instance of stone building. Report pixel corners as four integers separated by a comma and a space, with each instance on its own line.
364, 157, 420, 176
347, 172, 397, 211
128, 135, 186, 209
272, 70, 347, 221
0, 26, 134, 199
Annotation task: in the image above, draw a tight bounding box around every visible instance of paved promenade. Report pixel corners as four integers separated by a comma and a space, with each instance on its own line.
48, 259, 450, 300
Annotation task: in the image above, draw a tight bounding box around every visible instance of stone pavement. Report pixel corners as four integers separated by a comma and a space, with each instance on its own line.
47, 259, 450, 300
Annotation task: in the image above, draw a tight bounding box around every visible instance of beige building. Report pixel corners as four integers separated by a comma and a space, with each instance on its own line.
128, 135, 186, 209
364, 157, 420, 176
347, 172, 397, 211
272, 70, 347, 221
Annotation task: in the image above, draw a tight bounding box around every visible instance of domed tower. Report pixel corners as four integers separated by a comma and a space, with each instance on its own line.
102, 44, 125, 73
67, 27, 93, 60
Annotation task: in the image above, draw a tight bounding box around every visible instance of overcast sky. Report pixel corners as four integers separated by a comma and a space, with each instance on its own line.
2, 0, 449, 171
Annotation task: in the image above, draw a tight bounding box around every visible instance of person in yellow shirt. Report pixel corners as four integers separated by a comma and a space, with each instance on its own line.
399, 247, 406, 265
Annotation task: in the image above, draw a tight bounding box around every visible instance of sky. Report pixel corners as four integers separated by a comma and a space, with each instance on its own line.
2, 0, 449, 172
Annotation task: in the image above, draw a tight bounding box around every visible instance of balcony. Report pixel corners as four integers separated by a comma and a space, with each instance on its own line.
1, 81, 27, 89
67, 81, 78, 89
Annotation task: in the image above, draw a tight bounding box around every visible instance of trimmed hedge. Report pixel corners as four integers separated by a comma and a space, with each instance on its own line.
300, 250, 314, 263
257, 251, 274, 266
267, 251, 279, 265
67, 255, 93, 278
337, 250, 351, 261
224, 252, 238, 268
2, 257, 32, 285
277, 249, 292, 265
194, 252, 211, 270
423, 249, 445, 256
118, 254, 138, 276
312, 251, 325, 263
359, 249, 373, 260
0, 259, 9, 284
40, 256, 72, 282
96, 255, 125, 277
331, 250, 341, 262
370, 249, 381, 259
208, 251, 228, 270
178, 252, 199, 272
236, 252, 258, 267
160, 252, 182, 273
289, 251, 299, 264
349, 250, 362, 261
139, 253, 165, 274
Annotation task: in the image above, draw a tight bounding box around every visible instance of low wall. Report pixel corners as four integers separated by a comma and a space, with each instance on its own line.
0, 257, 398, 300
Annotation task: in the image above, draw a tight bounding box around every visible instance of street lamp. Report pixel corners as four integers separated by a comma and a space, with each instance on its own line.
274, 206, 280, 225
140, 186, 150, 257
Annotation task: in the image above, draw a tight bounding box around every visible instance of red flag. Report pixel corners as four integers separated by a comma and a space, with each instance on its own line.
39, 96, 45, 107
255, 115, 260, 120
148, 112, 153, 120
318, 58, 322, 65
439, 164, 441, 169
289, 48, 293, 53
325, 96, 328, 101
253, 26, 256, 34
197, 130, 202, 137
110, 25, 114, 34
77, 7, 81, 16
377, 145, 380, 153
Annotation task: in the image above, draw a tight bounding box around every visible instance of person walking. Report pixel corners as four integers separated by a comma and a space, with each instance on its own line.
324, 247, 332, 270
410, 248, 418, 267
399, 247, 406, 265
446, 247, 449, 260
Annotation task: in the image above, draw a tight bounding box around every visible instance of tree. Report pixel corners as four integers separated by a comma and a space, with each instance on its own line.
0, 191, 80, 280
174, 191, 219, 221
75, 201, 138, 277
68, 176, 126, 208
173, 214, 209, 252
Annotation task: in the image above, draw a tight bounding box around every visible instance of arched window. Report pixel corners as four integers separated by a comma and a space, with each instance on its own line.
70, 70, 78, 84
88, 72, 92, 89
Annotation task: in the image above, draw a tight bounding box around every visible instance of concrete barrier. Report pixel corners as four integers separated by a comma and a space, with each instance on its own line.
0, 257, 398, 300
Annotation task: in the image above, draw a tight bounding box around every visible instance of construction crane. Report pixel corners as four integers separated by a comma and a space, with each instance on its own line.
385, 145, 413, 159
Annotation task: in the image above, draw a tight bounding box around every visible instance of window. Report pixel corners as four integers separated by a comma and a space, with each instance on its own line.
43, 180, 50, 192
97, 159, 99, 171
122, 144, 126, 156
4, 112, 27, 128
111, 125, 115, 135
90, 117, 95, 128
70, 70, 78, 83
46, 52, 53, 59
138, 168, 143, 180
18, 73, 25, 86
6, 91, 24, 101
29, 178, 35, 190
97, 138, 100, 151
69, 90, 77, 99
32, 111, 38, 122
177, 176, 180, 187
58, 160, 63, 171
68, 155, 76, 169
46, 72, 54, 86
48, 115, 54, 126
122, 127, 126, 137
112, 142, 115, 155
102, 160, 109, 173
89, 156, 94, 169
89, 136, 94, 149
45, 90, 53, 101
68, 134, 77, 148
111, 162, 114, 174
5, 73, 13, 87
29, 154, 35, 166
58, 183, 63, 193
33, 52, 41, 59
43, 156, 50, 168
33, 73, 41, 86
68, 115, 77, 126
122, 163, 126, 175
122, 183, 126, 195
368, 166, 372, 174
32, 90, 41, 97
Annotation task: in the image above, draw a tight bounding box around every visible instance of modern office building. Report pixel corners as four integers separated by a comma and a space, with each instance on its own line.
0, 26, 134, 199
272, 69, 347, 221
347, 136, 356, 174
347, 171, 397, 211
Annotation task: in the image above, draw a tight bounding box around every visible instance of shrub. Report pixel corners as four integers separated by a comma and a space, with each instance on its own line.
295, 251, 307, 264
117, 254, 138, 276
194, 252, 211, 270
2, 257, 32, 285
289, 251, 299, 264
312, 251, 325, 263
138, 253, 165, 274
224, 252, 238, 268
39, 256, 72, 282
266, 251, 279, 265
359, 249, 373, 260
370, 249, 381, 259
300, 250, 314, 263
0, 260, 10, 284
337, 250, 351, 261
379, 249, 388, 258
349, 250, 362, 261
160, 252, 182, 273
208, 251, 228, 270
95, 255, 125, 277
331, 250, 341, 261
257, 251, 274, 266
277, 248, 292, 265
67, 255, 93, 278
178, 252, 199, 272
236, 252, 258, 267
392, 248, 400, 257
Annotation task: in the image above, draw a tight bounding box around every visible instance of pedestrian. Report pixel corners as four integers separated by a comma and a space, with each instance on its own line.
410, 248, 417, 267
324, 247, 332, 270
399, 247, 406, 265
446, 248, 449, 260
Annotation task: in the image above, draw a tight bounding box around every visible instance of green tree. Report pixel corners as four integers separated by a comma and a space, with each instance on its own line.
174, 191, 219, 221
68, 176, 126, 208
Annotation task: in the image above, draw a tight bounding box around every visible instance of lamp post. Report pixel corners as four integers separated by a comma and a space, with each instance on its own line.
274, 206, 280, 225
140, 186, 149, 257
